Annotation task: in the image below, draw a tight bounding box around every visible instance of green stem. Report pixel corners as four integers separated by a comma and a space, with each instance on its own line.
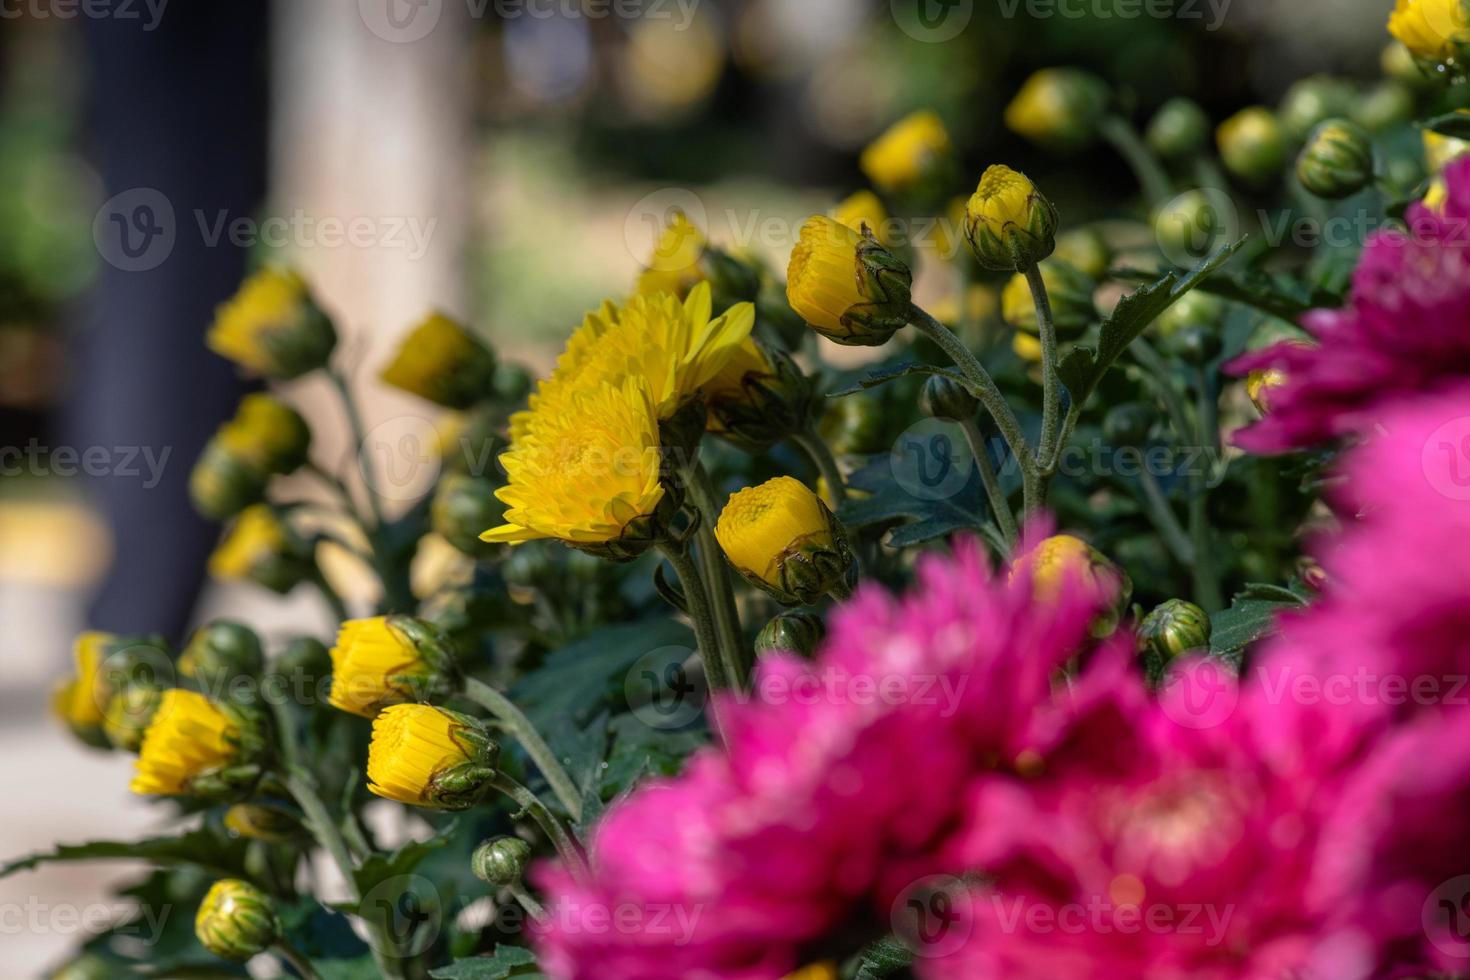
907, 305, 1041, 513
958, 417, 1017, 551
273, 940, 323, 980
657, 539, 732, 743
284, 769, 403, 980
1190, 365, 1224, 612
1135, 464, 1194, 566
1099, 115, 1174, 210
685, 463, 748, 686
303, 459, 363, 521
1024, 263, 1062, 471
1131, 338, 1194, 445
327, 368, 386, 531
463, 676, 583, 823
509, 882, 545, 919
790, 427, 848, 505
489, 772, 589, 883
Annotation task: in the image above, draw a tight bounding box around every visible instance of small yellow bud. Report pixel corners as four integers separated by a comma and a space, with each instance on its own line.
195, 879, 281, 962
50, 631, 118, 746
224, 802, 302, 843
130, 690, 260, 797
1012, 332, 1043, 364
715, 476, 855, 606
859, 110, 954, 197
1015, 534, 1132, 637
964, 165, 1059, 272
208, 505, 312, 594
703, 338, 813, 453
215, 394, 310, 476
207, 268, 336, 380
1297, 119, 1375, 200
381, 311, 497, 409
180, 620, 264, 687
1216, 108, 1288, 184
1000, 261, 1097, 338
189, 439, 268, 521
328, 615, 458, 717
1005, 68, 1111, 151
786, 215, 912, 346
367, 703, 500, 810
1053, 227, 1112, 281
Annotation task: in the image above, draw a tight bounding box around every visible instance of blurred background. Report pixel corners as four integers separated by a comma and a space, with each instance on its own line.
0, 0, 1390, 973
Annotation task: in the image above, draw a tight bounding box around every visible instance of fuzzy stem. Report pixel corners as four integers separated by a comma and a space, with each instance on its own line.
463, 676, 583, 823
489, 772, 589, 883
790, 426, 848, 505
657, 539, 732, 743
685, 462, 748, 685
959, 417, 1018, 551
273, 940, 323, 980
326, 368, 385, 531
1024, 263, 1062, 471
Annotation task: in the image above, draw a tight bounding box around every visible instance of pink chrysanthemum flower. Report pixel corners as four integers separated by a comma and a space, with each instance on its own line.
532, 537, 1111, 979
1229, 157, 1470, 454
921, 651, 1376, 980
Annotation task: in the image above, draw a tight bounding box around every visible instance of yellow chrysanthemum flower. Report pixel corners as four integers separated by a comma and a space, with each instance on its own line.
215, 394, 309, 476
380, 311, 497, 409
328, 616, 455, 717
860, 110, 952, 195
1389, 0, 1470, 62
487, 377, 668, 553
207, 268, 336, 379
130, 690, 242, 796
715, 476, 854, 605
964, 165, 1058, 272
786, 215, 912, 346
635, 210, 707, 298
367, 704, 499, 809
831, 190, 894, 247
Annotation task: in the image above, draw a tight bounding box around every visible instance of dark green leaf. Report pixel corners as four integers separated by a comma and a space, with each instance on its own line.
1423, 111, 1470, 140
827, 362, 962, 398
851, 935, 914, 978
429, 945, 543, 979
278, 899, 378, 980
1, 826, 253, 882
841, 455, 990, 548
1061, 240, 1245, 406
1209, 583, 1310, 664
353, 820, 457, 896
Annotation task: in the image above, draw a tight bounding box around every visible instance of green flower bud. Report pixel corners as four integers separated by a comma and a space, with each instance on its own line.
1217, 108, 1288, 184
207, 269, 337, 381
705, 338, 815, 453
1153, 190, 1234, 266
224, 802, 303, 843
1154, 289, 1227, 340
269, 635, 332, 691
1297, 118, 1375, 200
432, 473, 507, 558
819, 393, 888, 457
195, 879, 281, 962
1137, 598, 1212, 683
1352, 81, 1416, 133
702, 244, 764, 312
209, 504, 314, 594
180, 621, 265, 690
103, 682, 165, 752
472, 836, 533, 886
919, 374, 979, 422
381, 312, 498, 409
965, 165, 1059, 272
1005, 68, 1111, 152
1001, 260, 1097, 339
1278, 75, 1356, 141
1053, 226, 1112, 281
1102, 403, 1155, 448
1146, 98, 1211, 161
502, 541, 557, 591
754, 610, 826, 657
189, 440, 267, 521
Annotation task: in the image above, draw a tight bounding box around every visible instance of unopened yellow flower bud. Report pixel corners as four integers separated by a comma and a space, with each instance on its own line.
103, 682, 165, 752
50, 631, 119, 747
216, 394, 310, 477
208, 505, 313, 594
131, 690, 263, 797
1217, 108, 1288, 184
224, 802, 302, 843
1389, 0, 1470, 65
1016, 534, 1132, 637
189, 440, 268, 521
1001, 261, 1097, 338
787, 215, 912, 346
1005, 68, 1111, 152
381, 312, 497, 409
1246, 368, 1288, 414
703, 338, 813, 453
715, 476, 855, 606
1297, 119, 1375, 200
965, 165, 1059, 272
367, 703, 500, 810
1137, 598, 1211, 668
328, 615, 458, 717
1146, 98, 1211, 161
195, 879, 281, 962
1053, 227, 1112, 281
207, 268, 336, 380
859, 110, 954, 198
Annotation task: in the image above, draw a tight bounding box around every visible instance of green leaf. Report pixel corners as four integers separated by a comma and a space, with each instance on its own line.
1, 826, 253, 882
429, 945, 543, 979
1060, 239, 1245, 407
601, 712, 706, 800
1209, 583, 1310, 665
827, 362, 962, 398
352, 819, 457, 896
840, 455, 991, 548
851, 935, 914, 978
278, 899, 379, 980
1195, 266, 1346, 320
1423, 111, 1470, 140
